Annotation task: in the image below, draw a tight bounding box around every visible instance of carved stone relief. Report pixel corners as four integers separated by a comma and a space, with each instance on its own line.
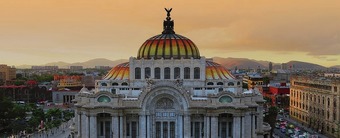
156, 98, 174, 109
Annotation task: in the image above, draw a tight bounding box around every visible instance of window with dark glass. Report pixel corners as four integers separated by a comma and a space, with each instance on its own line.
101, 83, 107, 86
145, 67, 151, 78
174, 67, 180, 79
170, 122, 175, 138
155, 67, 161, 79
164, 67, 170, 79
207, 82, 214, 85
135, 67, 141, 79
184, 67, 190, 79
122, 82, 128, 86
111, 89, 116, 94
156, 122, 161, 138
194, 67, 200, 79
112, 82, 118, 86
163, 122, 168, 138
217, 82, 223, 85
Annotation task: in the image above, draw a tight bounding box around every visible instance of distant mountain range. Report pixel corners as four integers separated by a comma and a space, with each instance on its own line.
16, 57, 339, 70
17, 58, 128, 69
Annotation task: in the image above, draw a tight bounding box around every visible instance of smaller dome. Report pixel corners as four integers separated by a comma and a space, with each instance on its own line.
206, 61, 235, 80
103, 62, 129, 80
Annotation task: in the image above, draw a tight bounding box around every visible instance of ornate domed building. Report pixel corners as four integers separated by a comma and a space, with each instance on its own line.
74, 8, 270, 138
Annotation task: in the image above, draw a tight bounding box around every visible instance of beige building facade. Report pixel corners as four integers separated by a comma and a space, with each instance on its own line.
290, 75, 340, 137
0, 64, 16, 85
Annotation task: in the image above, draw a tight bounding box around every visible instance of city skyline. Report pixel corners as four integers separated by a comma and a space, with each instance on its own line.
1, 0, 340, 67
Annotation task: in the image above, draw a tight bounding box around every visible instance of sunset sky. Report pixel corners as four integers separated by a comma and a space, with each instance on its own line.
0, 0, 339, 67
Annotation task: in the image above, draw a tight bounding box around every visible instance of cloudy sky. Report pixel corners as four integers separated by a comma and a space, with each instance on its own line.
0, 0, 339, 67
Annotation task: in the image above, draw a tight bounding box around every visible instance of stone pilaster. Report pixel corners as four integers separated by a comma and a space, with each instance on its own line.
85, 114, 90, 138
177, 114, 183, 138
81, 113, 87, 138
205, 116, 210, 138
147, 114, 152, 138
139, 114, 146, 137
89, 114, 97, 138
211, 115, 218, 138
119, 116, 124, 138
244, 114, 251, 138
112, 114, 119, 138
233, 116, 241, 138
184, 114, 191, 138
251, 114, 256, 137
76, 112, 81, 138
257, 106, 264, 132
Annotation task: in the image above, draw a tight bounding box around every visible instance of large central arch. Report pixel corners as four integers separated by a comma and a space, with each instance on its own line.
141, 86, 189, 112
140, 86, 190, 138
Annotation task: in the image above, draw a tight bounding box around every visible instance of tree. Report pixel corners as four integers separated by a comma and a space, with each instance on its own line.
264, 106, 279, 134
26, 105, 45, 133
0, 97, 29, 134
45, 108, 62, 129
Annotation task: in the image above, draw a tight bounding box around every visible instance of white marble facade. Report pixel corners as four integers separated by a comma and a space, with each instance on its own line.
73, 9, 271, 138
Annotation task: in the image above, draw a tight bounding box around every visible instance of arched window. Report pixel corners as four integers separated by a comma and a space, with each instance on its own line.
184, 67, 190, 79
97, 96, 111, 103
194, 67, 200, 79
322, 97, 325, 104
154, 67, 160, 79
112, 82, 118, 86
145, 67, 151, 78
135, 67, 141, 79
174, 67, 180, 79
217, 82, 223, 85
328, 98, 330, 108
164, 67, 170, 79
122, 82, 128, 86
228, 82, 234, 86
101, 83, 107, 86
207, 82, 214, 85
237, 81, 241, 85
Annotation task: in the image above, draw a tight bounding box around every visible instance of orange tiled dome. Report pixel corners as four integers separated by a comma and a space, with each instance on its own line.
103, 62, 129, 80
205, 61, 235, 80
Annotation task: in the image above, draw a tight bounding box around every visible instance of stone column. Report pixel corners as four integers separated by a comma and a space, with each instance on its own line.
89, 114, 97, 138
257, 107, 263, 132
77, 112, 81, 138
139, 114, 146, 137
112, 114, 119, 138
241, 116, 245, 138
233, 116, 241, 138
81, 113, 87, 137
85, 114, 90, 138
211, 115, 218, 138
244, 114, 251, 137
204, 116, 210, 138
251, 114, 256, 137
147, 114, 151, 138
119, 116, 124, 138
184, 114, 191, 138
177, 114, 183, 138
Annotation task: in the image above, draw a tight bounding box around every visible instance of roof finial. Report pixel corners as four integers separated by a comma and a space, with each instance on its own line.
162, 8, 175, 34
